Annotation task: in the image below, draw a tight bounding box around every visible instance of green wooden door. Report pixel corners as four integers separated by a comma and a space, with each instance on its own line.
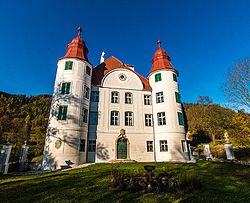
117, 139, 127, 159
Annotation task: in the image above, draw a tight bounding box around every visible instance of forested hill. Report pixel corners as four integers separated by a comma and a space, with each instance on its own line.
0, 92, 51, 162
0, 92, 249, 162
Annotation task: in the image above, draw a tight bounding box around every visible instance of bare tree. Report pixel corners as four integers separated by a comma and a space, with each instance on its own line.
224, 59, 250, 110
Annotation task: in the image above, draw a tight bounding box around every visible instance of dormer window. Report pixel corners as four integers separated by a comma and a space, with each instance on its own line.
65, 61, 73, 70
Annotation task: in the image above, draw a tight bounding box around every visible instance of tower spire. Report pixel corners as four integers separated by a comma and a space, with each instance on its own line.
77, 26, 82, 36
157, 39, 161, 48
62, 26, 89, 61
148, 40, 173, 75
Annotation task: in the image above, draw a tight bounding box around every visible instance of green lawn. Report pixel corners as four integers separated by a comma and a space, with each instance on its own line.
0, 161, 249, 203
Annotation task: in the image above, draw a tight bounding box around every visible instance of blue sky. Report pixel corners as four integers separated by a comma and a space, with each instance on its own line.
0, 0, 249, 106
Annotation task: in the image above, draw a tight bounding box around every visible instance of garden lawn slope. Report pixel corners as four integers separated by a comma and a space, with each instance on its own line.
0, 161, 249, 203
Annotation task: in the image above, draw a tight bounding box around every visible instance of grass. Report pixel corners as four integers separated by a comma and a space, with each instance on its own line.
0, 161, 249, 203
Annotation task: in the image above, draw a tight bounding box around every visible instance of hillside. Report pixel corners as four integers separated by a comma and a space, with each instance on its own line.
0, 92, 249, 163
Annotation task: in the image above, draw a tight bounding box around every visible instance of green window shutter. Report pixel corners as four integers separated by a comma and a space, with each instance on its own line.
155, 73, 162, 82
173, 73, 177, 82
65, 61, 73, 70
178, 112, 184, 125
175, 92, 181, 103
62, 106, 68, 120
61, 82, 70, 94
66, 83, 70, 94
61, 83, 66, 94
58, 106, 63, 120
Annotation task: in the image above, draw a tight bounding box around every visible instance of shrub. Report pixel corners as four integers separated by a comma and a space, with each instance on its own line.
210, 144, 226, 158
110, 169, 202, 193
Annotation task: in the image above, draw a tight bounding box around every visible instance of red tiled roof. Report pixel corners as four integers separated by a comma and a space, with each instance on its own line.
92, 56, 151, 91
149, 40, 174, 75
62, 27, 89, 61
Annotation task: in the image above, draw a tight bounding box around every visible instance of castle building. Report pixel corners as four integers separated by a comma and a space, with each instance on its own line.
42, 28, 191, 170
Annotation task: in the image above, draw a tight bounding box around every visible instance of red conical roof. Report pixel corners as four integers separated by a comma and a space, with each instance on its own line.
149, 40, 174, 74
63, 27, 89, 61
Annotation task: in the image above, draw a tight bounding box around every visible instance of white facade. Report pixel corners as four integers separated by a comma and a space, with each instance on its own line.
42, 58, 92, 170
148, 70, 189, 161
42, 30, 191, 170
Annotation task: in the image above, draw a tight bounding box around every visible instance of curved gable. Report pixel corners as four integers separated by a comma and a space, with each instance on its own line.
102, 69, 143, 90
92, 56, 151, 91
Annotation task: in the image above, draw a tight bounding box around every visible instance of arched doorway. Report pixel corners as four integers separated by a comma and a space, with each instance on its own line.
117, 138, 128, 159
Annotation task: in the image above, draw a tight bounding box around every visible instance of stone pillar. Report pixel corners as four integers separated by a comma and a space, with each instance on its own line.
203, 144, 213, 160
19, 141, 29, 171
0, 143, 12, 174
224, 143, 235, 160
224, 130, 235, 160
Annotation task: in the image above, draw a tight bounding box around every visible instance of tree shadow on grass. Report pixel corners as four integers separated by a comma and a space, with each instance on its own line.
0, 162, 249, 203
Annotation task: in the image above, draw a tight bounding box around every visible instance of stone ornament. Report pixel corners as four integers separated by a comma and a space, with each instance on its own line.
55, 139, 62, 149
118, 73, 127, 81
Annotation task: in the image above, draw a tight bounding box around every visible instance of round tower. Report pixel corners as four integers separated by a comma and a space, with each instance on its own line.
42, 27, 92, 170
148, 40, 190, 162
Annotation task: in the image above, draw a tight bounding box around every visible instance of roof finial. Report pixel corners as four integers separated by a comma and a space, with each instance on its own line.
77, 26, 82, 36
100, 51, 105, 64
157, 39, 161, 48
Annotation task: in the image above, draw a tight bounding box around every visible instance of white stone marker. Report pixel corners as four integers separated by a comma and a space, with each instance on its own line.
203, 144, 213, 160
224, 130, 235, 160
0, 143, 12, 174
19, 141, 29, 171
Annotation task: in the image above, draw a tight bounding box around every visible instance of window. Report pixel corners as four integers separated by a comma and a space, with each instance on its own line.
175, 92, 181, 103
111, 91, 119, 103
80, 139, 85, 152
125, 111, 133, 126
178, 112, 185, 125
155, 73, 162, 82
84, 86, 90, 99
110, 111, 119, 125
65, 61, 73, 70
160, 140, 168, 151
173, 73, 177, 82
89, 112, 98, 125
144, 95, 152, 105
145, 114, 153, 126
86, 66, 91, 76
91, 91, 99, 102
156, 91, 164, 103
181, 140, 188, 152
157, 112, 166, 125
88, 140, 96, 152
61, 82, 70, 94
125, 92, 133, 104
147, 141, 153, 152
57, 106, 68, 120
83, 109, 88, 123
